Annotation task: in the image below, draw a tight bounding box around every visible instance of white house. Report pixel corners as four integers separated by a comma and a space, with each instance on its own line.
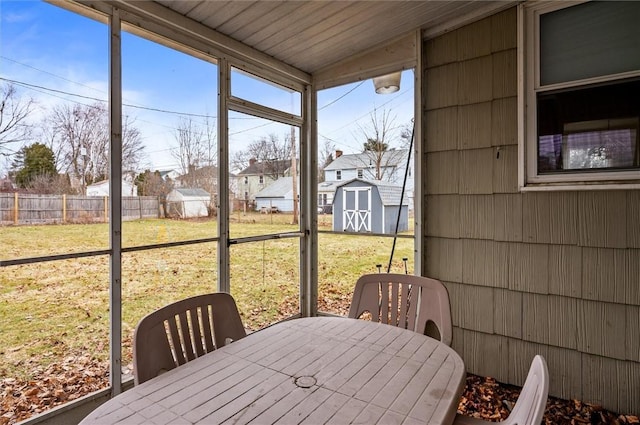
158, 169, 180, 182
86, 179, 138, 197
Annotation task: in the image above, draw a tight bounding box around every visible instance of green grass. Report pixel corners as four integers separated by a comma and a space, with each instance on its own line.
0, 214, 413, 379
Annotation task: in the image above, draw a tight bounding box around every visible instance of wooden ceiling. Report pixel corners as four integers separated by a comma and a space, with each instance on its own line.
153, 1, 509, 75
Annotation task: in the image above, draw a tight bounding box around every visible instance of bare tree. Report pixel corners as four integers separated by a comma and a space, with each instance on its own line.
318, 138, 336, 183
44, 101, 144, 194
40, 123, 66, 173
356, 107, 404, 181
399, 120, 414, 149
46, 102, 108, 194
231, 134, 291, 179
171, 117, 205, 187
0, 82, 36, 156
122, 114, 145, 173
199, 115, 218, 200
26, 173, 75, 195
202, 114, 217, 167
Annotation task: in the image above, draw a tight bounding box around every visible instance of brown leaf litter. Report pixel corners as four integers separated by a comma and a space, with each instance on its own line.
2, 364, 638, 425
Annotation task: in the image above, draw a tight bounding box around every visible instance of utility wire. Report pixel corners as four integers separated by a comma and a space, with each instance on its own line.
1, 55, 106, 96
318, 81, 365, 111
320, 87, 412, 137
1, 77, 216, 119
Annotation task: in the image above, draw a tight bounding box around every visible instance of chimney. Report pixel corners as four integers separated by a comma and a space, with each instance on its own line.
335, 150, 343, 158
249, 158, 257, 166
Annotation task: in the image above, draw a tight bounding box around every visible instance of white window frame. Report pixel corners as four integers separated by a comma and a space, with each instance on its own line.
519, 1, 640, 191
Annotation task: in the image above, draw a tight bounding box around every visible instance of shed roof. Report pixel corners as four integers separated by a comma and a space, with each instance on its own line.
336, 178, 409, 206
171, 188, 210, 197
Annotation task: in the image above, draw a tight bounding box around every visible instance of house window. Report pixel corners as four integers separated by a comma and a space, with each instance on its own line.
357, 169, 363, 179
243, 176, 248, 184
521, 1, 640, 189
259, 175, 264, 184
336, 170, 342, 180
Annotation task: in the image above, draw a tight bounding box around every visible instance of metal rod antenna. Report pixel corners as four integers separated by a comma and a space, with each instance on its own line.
387, 119, 415, 273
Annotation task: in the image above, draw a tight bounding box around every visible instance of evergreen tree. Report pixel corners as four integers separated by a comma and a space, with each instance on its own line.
13, 143, 57, 188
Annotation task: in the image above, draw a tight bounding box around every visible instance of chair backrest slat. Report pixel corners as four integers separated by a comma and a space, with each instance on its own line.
390, 282, 400, 326
188, 307, 205, 358
404, 284, 417, 331
380, 282, 390, 325
200, 305, 215, 353
166, 315, 186, 365
178, 311, 195, 363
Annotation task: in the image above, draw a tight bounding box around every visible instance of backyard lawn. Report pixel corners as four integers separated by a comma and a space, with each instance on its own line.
0, 215, 413, 380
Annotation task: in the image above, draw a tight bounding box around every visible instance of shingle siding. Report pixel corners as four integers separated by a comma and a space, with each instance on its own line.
423, 6, 639, 414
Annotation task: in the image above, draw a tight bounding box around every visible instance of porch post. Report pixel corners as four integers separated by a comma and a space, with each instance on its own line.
414, 29, 424, 276
300, 83, 318, 317
108, 7, 123, 396
218, 59, 230, 294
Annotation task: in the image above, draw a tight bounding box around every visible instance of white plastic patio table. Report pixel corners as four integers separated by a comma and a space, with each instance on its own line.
80, 316, 466, 425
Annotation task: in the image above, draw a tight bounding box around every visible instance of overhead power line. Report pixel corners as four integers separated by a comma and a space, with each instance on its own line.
1, 77, 216, 119
318, 81, 365, 110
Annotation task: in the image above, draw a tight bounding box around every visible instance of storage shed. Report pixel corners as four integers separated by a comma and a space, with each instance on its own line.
332, 179, 409, 234
254, 177, 299, 213
165, 188, 211, 218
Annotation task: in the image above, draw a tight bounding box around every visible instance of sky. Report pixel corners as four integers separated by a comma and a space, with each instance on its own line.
0, 0, 414, 175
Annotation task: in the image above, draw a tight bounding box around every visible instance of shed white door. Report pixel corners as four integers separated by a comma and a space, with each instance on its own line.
342, 187, 371, 232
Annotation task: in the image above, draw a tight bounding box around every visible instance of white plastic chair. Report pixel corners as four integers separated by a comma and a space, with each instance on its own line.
348, 273, 452, 346
454, 355, 549, 425
133, 292, 246, 385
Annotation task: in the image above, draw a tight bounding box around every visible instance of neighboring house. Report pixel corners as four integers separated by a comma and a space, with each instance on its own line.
175, 165, 217, 190
165, 188, 211, 218
158, 169, 180, 182
323, 149, 413, 210
332, 178, 409, 234
235, 158, 296, 202
86, 179, 138, 197
317, 180, 340, 213
254, 176, 299, 213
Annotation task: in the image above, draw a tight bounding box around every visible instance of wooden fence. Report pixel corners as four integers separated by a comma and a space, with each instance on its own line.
0, 193, 160, 225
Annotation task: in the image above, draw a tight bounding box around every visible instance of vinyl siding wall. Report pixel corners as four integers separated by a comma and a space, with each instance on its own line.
422, 7, 640, 415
